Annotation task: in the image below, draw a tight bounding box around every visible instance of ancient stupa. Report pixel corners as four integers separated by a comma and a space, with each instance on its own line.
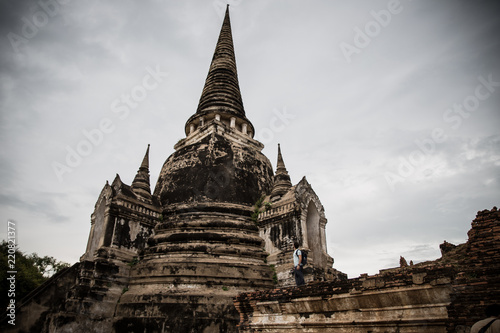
7, 6, 337, 332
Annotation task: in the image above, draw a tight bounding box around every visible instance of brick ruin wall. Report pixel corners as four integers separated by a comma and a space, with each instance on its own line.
446, 206, 500, 332
234, 206, 500, 333
2, 206, 497, 332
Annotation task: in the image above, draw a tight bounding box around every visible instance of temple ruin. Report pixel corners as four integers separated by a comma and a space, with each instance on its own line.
2, 6, 498, 333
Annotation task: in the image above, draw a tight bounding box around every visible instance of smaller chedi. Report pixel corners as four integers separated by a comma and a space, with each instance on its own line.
258, 144, 343, 286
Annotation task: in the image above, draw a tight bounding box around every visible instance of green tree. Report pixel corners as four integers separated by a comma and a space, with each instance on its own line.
29, 253, 71, 278
0, 241, 70, 310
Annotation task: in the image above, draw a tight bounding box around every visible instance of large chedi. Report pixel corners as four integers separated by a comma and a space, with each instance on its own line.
4, 6, 337, 333
114, 8, 276, 330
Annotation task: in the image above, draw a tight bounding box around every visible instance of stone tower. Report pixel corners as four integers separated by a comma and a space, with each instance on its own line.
113, 6, 275, 331
4, 6, 338, 333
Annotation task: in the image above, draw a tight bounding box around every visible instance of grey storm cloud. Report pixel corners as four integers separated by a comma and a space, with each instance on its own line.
0, 0, 499, 277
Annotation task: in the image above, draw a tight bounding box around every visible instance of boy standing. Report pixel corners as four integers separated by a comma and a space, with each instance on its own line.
293, 241, 305, 286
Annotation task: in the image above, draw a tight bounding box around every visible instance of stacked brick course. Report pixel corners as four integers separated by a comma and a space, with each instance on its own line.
234, 206, 500, 332
446, 206, 500, 332
234, 266, 455, 332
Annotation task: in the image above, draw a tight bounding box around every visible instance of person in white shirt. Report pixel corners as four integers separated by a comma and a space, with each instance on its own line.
293, 241, 305, 286
471, 304, 500, 333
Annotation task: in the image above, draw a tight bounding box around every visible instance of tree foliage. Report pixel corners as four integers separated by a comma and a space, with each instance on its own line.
29, 252, 71, 278
0, 241, 70, 310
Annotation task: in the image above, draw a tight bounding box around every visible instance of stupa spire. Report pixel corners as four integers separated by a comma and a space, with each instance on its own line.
276, 144, 287, 172
270, 144, 292, 200
131, 144, 152, 202
184, 5, 255, 137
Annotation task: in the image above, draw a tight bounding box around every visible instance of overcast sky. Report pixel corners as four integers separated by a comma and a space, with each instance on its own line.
1, 0, 499, 278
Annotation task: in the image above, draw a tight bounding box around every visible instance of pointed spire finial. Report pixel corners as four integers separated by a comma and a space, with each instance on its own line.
140, 144, 150, 170
197, 5, 243, 117
131, 145, 152, 203
277, 143, 286, 171
270, 144, 292, 200
184, 4, 255, 137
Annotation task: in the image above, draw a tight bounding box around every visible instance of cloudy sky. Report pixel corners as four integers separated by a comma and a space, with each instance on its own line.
1, 0, 499, 278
